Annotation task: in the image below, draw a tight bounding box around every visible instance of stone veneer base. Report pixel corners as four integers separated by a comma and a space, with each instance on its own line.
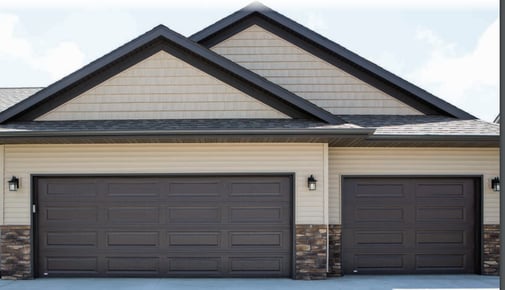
483, 224, 499, 275
1, 225, 32, 280
295, 224, 327, 280
327, 225, 342, 277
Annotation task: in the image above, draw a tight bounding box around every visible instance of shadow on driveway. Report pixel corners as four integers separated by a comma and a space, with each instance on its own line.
0, 275, 498, 290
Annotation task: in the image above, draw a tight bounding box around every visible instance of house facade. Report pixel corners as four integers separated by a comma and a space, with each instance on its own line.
0, 3, 499, 280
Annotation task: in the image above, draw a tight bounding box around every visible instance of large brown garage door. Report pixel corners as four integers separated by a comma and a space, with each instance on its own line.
342, 177, 477, 274
35, 175, 292, 278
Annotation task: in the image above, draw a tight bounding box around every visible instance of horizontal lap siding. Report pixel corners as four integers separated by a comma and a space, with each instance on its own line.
329, 148, 500, 224
3, 143, 325, 225
36, 51, 288, 120
211, 25, 421, 115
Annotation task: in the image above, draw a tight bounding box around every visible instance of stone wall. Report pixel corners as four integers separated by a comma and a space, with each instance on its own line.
1, 225, 31, 280
328, 225, 342, 277
295, 224, 327, 280
483, 224, 499, 275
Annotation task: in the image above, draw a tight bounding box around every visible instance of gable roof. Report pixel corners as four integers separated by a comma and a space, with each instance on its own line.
191, 2, 476, 120
0, 25, 344, 125
0, 87, 42, 112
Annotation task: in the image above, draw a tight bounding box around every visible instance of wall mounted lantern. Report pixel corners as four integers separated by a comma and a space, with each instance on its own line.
491, 177, 500, 192
308, 175, 317, 191
8, 176, 19, 191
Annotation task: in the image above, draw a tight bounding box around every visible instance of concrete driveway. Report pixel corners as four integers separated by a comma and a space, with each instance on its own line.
0, 275, 498, 290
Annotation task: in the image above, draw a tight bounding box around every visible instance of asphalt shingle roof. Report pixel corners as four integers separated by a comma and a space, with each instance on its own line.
0, 89, 498, 137
0, 87, 42, 112
340, 115, 499, 136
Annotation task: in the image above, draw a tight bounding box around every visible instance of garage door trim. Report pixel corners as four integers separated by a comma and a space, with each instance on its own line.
340, 174, 482, 274
31, 173, 296, 278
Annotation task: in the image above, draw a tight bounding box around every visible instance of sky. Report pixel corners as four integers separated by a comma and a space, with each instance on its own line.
0, 0, 499, 121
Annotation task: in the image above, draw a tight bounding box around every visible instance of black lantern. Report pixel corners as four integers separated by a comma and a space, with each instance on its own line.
8, 176, 19, 191
308, 175, 317, 191
491, 177, 500, 192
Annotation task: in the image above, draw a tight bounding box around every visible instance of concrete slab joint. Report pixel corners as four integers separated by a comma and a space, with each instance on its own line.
1, 225, 32, 280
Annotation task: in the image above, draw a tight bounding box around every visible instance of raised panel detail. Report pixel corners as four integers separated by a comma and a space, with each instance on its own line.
107, 257, 159, 272
168, 233, 220, 246
46, 208, 97, 222
169, 182, 222, 196
46, 183, 97, 197
229, 257, 281, 271
107, 182, 160, 197
416, 184, 465, 198
355, 184, 405, 198
354, 232, 403, 245
355, 254, 404, 269
230, 232, 282, 247
168, 207, 221, 223
47, 232, 97, 246
416, 231, 464, 245
416, 254, 465, 269
355, 208, 404, 222
230, 207, 281, 223
107, 207, 159, 224
46, 257, 97, 272
168, 257, 220, 272
107, 232, 159, 247
230, 182, 281, 196
416, 208, 464, 221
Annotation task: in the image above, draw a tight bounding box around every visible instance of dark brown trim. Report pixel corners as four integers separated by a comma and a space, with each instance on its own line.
191, 5, 476, 120
340, 174, 483, 274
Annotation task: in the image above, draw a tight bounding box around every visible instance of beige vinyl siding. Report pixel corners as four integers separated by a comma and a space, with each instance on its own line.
3, 143, 326, 225
212, 25, 422, 115
329, 148, 500, 225
36, 51, 289, 120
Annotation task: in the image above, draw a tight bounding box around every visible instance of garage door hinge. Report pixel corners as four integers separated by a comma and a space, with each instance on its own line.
32, 204, 36, 214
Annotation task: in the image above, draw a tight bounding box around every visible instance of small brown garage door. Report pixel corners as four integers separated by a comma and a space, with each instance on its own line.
36, 175, 292, 278
342, 177, 477, 274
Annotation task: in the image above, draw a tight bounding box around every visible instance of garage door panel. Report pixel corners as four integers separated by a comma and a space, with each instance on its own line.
415, 183, 466, 198
107, 207, 160, 224
167, 257, 222, 272
106, 232, 159, 247
354, 207, 405, 223
37, 175, 292, 278
167, 207, 221, 223
167, 232, 221, 247
354, 183, 407, 198
106, 182, 162, 198
46, 232, 98, 247
45, 257, 98, 273
229, 257, 283, 272
106, 257, 160, 273
353, 231, 405, 246
230, 232, 283, 247
45, 207, 98, 223
168, 181, 223, 196
229, 207, 284, 223
42, 181, 98, 198
342, 177, 476, 274
415, 254, 466, 270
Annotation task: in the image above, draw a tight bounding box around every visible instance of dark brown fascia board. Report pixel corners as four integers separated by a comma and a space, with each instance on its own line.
0, 128, 375, 138
0, 25, 344, 125
367, 134, 499, 142
190, 2, 476, 120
